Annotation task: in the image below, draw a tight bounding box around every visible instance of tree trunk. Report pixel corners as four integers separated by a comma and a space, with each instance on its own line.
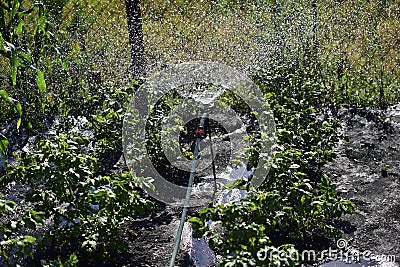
125, 0, 146, 78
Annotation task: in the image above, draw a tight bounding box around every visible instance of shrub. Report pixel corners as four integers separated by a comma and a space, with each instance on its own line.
1, 133, 153, 263
0, 0, 54, 130
0, 196, 45, 266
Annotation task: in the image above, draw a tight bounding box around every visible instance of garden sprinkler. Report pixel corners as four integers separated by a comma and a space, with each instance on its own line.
169, 112, 208, 267
169, 89, 223, 267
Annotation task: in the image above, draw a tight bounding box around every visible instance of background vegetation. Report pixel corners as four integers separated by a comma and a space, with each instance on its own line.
0, 0, 399, 266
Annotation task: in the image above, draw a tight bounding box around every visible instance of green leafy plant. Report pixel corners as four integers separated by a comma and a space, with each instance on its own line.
0, 196, 45, 266
0, 133, 9, 157
0, 0, 53, 129
89, 83, 137, 152
0, 89, 22, 131
2, 133, 153, 262
40, 252, 78, 267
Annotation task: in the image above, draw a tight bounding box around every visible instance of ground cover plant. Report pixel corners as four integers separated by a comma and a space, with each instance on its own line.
0, 0, 399, 266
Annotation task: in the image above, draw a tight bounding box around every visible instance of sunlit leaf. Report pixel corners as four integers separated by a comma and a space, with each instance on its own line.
0, 89, 10, 103
36, 70, 46, 93
23, 235, 36, 243
15, 102, 22, 116
11, 53, 20, 85
0, 34, 5, 52
19, 51, 32, 62
0, 134, 8, 156
14, 20, 23, 35
16, 118, 21, 130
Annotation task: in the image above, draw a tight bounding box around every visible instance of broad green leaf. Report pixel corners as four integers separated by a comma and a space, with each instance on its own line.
12, 1, 21, 16
59, 59, 68, 71
28, 210, 45, 223
57, 252, 79, 267
14, 20, 23, 35
188, 217, 203, 227
15, 101, 22, 130
36, 70, 46, 93
0, 33, 4, 52
0, 198, 16, 213
35, 15, 47, 35
15, 102, 22, 116
0, 89, 10, 103
0, 134, 8, 156
19, 51, 32, 62
0, 10, 5, 42
16, 118, 21, 130
11, 53, 20, 85
23, 235, 36, 243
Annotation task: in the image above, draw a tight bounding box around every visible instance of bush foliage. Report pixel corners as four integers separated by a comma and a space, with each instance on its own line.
0, 0, 398, 266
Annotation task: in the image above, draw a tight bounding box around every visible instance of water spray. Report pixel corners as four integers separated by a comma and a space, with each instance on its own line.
123, 62, 276, 265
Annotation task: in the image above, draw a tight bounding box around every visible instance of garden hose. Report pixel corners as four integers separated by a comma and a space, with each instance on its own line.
169, 112, 208, 267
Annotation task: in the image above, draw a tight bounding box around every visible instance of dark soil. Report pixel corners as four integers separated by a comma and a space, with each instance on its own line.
321, 104, 400, 264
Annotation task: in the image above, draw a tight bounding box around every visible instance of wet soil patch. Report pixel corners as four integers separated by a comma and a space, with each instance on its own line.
322, 104, 400, 264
